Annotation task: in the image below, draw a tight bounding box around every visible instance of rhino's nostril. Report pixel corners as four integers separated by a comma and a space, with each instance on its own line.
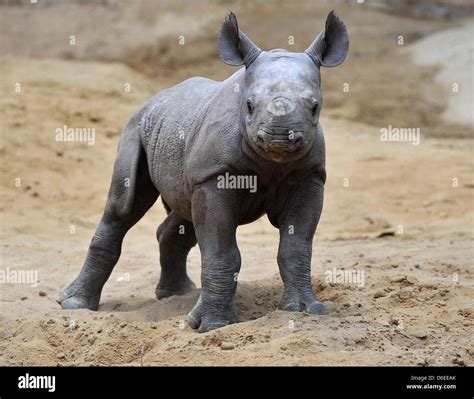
290, 132, 304, 148
256, 129, 267, 144
295, 136, 303, 147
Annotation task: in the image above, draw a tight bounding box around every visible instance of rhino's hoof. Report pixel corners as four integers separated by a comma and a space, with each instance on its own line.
306, 301, 328, 315
188, 315, 229, 333
187, 297, 238, 333
279, 299, 328, 315
155, 278, 196, 300
57, 288, 99, 311
194, 317, 234, 333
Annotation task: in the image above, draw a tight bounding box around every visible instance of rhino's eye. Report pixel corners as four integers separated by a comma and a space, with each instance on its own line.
311, 101, 319, 116
247, 99, 254, 114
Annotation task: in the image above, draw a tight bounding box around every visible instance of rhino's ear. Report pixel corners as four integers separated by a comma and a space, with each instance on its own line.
305, 10, 349, 68
218, 12, 261, 67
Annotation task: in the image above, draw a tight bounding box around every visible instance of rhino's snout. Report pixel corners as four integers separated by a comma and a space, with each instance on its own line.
256, 128, 304, 155
255, 96, 306, 156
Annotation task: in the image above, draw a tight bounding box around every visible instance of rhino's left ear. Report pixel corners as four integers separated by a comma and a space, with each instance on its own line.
218, 12, 261, 67
305, 10, 349, 68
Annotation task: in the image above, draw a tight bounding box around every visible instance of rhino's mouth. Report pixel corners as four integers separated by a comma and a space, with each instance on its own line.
254, 127, 305, 155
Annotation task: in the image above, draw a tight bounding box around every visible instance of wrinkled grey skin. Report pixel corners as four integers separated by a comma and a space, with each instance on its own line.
58, 11, 349, 333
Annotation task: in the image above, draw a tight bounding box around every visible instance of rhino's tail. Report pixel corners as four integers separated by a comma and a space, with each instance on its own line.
109, 115, 158, 218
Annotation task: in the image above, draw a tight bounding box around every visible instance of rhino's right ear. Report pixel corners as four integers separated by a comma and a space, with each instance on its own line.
218, 12, 261, 67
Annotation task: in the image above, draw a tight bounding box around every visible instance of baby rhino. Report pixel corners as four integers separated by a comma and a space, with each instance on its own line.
58, 11, 349, 332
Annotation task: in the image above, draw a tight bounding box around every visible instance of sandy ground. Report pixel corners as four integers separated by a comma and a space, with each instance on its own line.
0, 1, 473, 366
409, 21, 474, 127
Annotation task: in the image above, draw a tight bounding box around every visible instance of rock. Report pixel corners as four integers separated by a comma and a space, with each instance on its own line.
389, 316, 401, 325
420, 283, 437, 290
220, 342, 235, 350
377, 231, 395, 238
69, 320, 78, 330
390, 275, 406, 283
406, 276, 418, 285
412, 331, 427, 339
38, 290, 47, 297
56, 352, 66, 360
373, 291, 386, 299
119, 322, 128, 328
416, 357, 429, 366
417, 297, 426, 302
20, 296, 27, 301
397, 290, 412, 300
323, 301, 335, 312
452, 358, 466, 366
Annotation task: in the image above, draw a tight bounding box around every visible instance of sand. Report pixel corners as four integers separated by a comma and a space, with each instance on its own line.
409, 22, 474, 127
0, 0, 473, 366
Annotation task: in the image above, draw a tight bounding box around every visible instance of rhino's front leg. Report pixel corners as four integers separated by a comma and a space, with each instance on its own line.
187, 181, 241, 333
273, 178, 327, 315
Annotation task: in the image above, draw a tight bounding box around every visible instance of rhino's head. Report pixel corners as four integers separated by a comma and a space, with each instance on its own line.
218, 11, 349, 163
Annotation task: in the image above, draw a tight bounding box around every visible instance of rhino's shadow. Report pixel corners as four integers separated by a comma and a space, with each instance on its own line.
98, 280, 282, 323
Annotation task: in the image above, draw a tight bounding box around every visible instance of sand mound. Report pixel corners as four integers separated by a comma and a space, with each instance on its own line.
1, 238, 472, 366
409, 22, 474, 127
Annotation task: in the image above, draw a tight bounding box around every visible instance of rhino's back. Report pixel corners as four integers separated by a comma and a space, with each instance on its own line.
139, 76, 220, 150
137, 70, 243, 219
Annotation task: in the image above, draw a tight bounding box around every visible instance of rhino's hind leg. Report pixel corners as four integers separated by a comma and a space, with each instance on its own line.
57, 120, 158, 310
155, 211, 197, 299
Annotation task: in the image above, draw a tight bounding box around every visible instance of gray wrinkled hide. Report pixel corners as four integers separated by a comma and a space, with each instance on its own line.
58, 11, 349, 333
